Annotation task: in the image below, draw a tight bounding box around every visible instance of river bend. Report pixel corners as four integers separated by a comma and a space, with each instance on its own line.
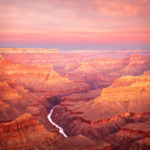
47, 106, 68, 138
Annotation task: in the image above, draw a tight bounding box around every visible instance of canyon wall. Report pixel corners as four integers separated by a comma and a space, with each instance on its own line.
0, 48, 150, 149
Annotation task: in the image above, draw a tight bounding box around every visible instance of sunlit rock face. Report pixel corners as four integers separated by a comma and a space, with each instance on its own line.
0, 113, 60, 150
118, 54, 150, 76
61, 54, 150, 90
94, 71, 150, 117
0, 56, 90, 94
112, 70, 150, 87
51, 71, 150, 148
0, 79, 42, 121
1, 48, 150, 91
0, 113, 113, 150
0, 80, 23, 100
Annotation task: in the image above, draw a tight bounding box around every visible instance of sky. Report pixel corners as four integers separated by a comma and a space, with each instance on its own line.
0, 0, 150, 50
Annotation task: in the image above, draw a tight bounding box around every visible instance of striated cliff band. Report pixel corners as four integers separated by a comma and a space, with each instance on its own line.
51, 70, 150, 149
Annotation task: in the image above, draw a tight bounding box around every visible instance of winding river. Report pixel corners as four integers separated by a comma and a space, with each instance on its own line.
47, 106, 68, 138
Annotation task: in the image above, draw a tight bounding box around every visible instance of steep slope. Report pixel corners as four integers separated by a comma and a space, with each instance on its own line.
51, 71, 150, 142
119, 54, 150, 76
0, 113, 113, 150
63, 54, 150, 89
93, 70, 150, 118
0, 79, 41, 121
105, 121, 150, 149
65, 58, 124, 89
2, 49, 150, 91
1, 48, 92, 67
112, 70, 150, 87
0, 113, 61, 150
0, 57, 89, 94
69, 57, 125, 77
1, 48, 86, 70
94, 81, 150, 117
62, 89, 102, 101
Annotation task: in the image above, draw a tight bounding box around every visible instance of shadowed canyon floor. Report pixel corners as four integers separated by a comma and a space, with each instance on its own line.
0, 48, 150, 150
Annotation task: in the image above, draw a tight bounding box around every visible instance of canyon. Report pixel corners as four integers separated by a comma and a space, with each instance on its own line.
0, 48, 150, 150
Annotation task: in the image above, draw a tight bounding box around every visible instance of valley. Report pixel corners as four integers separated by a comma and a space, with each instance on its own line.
0, 48, 150, 150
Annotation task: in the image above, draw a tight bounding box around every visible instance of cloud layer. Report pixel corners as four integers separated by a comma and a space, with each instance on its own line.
0, 0, 150, 49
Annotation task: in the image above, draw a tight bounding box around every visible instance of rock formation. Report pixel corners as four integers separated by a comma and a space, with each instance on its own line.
51, 71, 150, 149
0, 113, 113, 150
62, 89, 101, 101
0, 48, 150, 149
0, 79, 41, 121
105, 121, 150, 149
0, 56, 89, 94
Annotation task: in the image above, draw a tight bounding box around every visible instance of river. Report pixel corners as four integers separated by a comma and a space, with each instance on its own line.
47, 106, 68, 138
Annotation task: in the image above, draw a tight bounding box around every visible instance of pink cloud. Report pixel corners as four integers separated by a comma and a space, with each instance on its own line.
95, 0, 150, 17
0, 0, 150, 47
